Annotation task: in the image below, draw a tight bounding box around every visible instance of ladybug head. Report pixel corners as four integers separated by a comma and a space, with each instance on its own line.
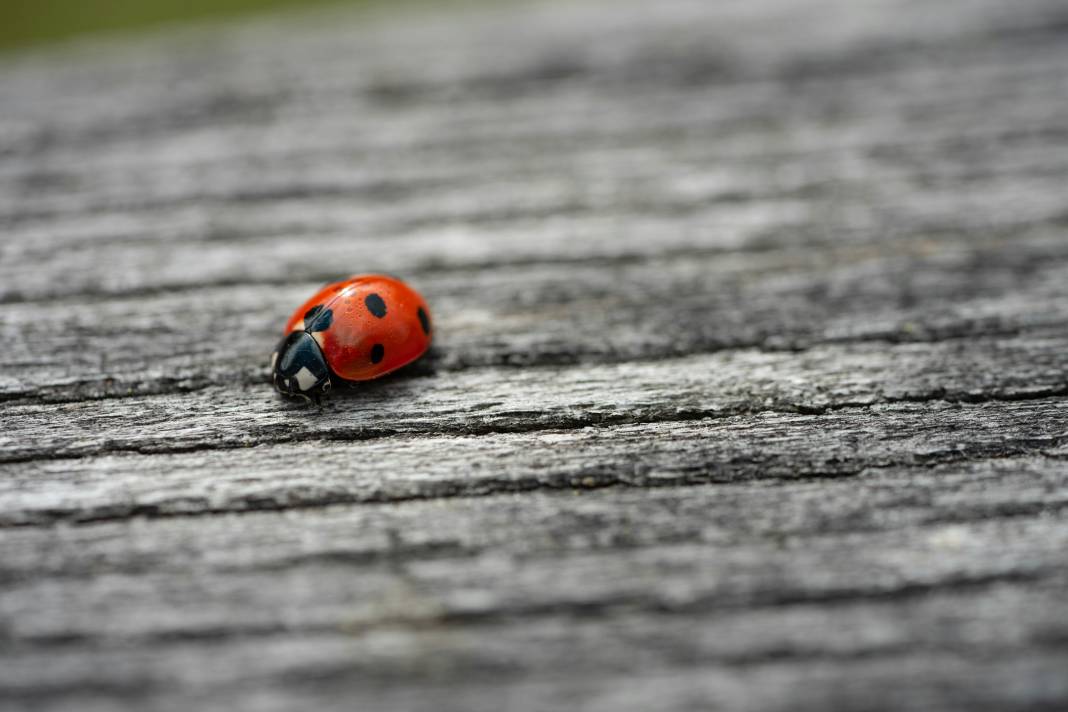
270, 331, 332, 404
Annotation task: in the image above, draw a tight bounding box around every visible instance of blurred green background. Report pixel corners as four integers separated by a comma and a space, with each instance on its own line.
1, 0, 370, 51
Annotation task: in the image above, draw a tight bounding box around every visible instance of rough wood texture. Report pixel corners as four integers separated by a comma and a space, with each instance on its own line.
2, 0, 1068, 709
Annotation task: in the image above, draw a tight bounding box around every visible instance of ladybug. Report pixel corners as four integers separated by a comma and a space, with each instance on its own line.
271, 274, 432, 403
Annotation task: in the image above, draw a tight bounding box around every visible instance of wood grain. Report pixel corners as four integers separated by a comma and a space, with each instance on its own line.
2, 0, 1067, 709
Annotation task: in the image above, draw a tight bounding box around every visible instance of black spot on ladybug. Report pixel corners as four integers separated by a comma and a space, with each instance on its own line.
417, 307, 431, 335
365, 293, 387, 318
304, 305, 333, 331
371, 344, 385, 364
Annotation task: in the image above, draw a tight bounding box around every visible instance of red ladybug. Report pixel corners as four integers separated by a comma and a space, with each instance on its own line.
271, 274, 432, 403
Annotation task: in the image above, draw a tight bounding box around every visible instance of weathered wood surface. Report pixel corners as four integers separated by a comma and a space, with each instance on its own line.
2, 0, 1068, 709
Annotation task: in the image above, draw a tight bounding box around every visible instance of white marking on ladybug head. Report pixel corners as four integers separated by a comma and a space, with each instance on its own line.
294, 366, 318, 392
270, 352, 278, 370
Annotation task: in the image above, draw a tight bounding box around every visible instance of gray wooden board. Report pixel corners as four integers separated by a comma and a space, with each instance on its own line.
1, 0, 1068, 709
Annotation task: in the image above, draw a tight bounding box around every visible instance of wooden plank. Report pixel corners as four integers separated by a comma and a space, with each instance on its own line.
4, 334, 1068, 464
3, 230, 1068, 401
2, 0, 1067, 303
2, 465, 1067, 709
2, 0, 1068, 709
3, 396, 1067, 525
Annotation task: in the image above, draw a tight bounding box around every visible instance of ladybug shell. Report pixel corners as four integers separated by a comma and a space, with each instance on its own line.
284, 275, 432, 382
